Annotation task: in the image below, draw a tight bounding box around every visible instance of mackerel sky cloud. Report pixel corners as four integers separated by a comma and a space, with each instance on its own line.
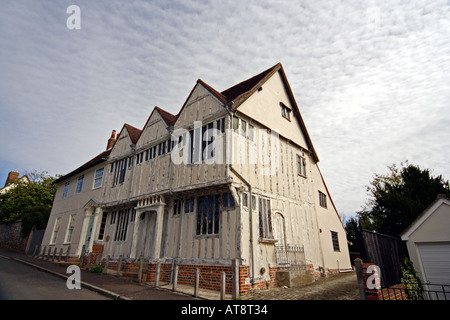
1, 0, 449, 218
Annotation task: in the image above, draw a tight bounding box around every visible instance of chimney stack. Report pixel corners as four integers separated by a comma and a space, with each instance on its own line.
4, 170, 19, 187
106, 130, 116, 150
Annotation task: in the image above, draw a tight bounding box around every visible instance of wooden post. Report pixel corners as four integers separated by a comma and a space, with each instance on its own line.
155, 263, 161, 287
232, 259, 239, 300
41, 246, 46, 259
34, 245, 40, 258
194, 268, 200, 298
117, 255, 123, 276
52, 247, 57, 261
96, 252, 102, 266
355, 258, 366, 300
220, 271, 226, 300
138, 256, 144, 283
47, 247, 52, 260
86, 252, 92, 270
65, 245, 70, 262
172, 265, 179, 292
58, 248, 63, 262
79, 246, 85, 267
103, 255, 110, 274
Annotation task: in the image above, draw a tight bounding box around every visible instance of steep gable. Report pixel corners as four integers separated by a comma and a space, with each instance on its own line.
225, 63, 319, 162
109, 123, 141, 159
175, 80, 227, 129
136, 107, 175, 148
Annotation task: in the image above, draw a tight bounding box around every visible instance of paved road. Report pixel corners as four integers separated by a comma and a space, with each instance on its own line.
0, 256, 110, 300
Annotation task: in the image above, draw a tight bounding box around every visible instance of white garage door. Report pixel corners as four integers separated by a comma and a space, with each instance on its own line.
417, 243, 450, 300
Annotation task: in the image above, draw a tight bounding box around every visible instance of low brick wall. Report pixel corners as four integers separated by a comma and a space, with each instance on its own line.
362, 262, 407, 300
147, 263, 234, 293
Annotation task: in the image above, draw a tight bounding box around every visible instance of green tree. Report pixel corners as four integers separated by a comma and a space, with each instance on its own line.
0, 171, 58, 224
357, 162, 450, 237
21, 205, 52, 236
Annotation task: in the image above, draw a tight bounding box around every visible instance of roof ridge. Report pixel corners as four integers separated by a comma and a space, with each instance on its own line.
154, 106, 177, 126
221, 63, 281, 103
123, 123, 142, 144
196, 79, 227, 104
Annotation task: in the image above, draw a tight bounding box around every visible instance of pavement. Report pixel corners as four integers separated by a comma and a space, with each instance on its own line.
0, 248, 229, 300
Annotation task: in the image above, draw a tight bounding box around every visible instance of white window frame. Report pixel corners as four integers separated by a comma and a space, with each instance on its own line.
51, 218, 62, 244
64, 215, 76, 243
93, 167, 104, 189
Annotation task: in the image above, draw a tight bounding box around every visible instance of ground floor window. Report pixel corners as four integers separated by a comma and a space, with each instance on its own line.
51, 218, 62, 244
97, 212, 108, 240
197, 194, 220, 235
331, 231, 340, 251
112, 208, 131, 241
65, 215, 76, 243
196, 192, 235, 235
258, 198, 273, 239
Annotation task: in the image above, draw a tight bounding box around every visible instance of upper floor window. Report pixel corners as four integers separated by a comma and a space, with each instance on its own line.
280, 103, 291, 121
75, 175, 84, 194
62, 181, 70, 199
296, 155, 307, 177
112, 157, 129, 186
93, 167, 104, 189
319, 191, 327, 208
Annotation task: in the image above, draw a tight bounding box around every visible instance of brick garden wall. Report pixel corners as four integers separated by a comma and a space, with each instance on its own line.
0, 220, 28, 252
362, 262, 407, 300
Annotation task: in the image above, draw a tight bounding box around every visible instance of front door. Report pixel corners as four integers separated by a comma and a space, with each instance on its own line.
84, 215, 95, 252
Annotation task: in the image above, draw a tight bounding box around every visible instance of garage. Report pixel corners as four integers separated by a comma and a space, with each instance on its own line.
417, 243, 450, 299
401, 195, 450, 300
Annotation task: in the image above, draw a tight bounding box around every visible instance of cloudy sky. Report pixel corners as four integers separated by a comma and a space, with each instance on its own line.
1, 0, 449, 218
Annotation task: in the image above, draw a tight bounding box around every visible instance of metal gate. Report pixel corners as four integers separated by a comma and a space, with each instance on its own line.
26, 229, 45, 255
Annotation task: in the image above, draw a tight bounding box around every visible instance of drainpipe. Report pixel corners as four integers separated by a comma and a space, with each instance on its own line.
225, 103, 255, 285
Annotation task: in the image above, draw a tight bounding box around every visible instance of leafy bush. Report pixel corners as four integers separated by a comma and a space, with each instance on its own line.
90, 265, 103, 273
401, 257, 423, 300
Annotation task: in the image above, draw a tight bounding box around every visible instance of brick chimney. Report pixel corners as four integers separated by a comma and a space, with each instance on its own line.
106, 130, 116, 150
4, 170, 19, 187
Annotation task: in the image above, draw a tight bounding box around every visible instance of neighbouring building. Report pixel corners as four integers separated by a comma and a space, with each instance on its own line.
41, 63, 351, 294
0, 170, 30, 195
0, 171, 31, 251
401, 194, 450, 299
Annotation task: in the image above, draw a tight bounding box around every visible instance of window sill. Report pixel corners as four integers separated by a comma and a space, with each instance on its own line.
259, 238, 278, 244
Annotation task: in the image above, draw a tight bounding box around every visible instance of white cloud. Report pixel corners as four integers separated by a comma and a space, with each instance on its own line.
1, 0, 449, 216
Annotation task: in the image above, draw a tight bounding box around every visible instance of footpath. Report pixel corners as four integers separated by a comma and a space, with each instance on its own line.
0, 248, 217, 300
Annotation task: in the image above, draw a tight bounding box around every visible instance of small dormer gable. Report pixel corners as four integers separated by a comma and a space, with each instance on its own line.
175, 80, 227, 129
108, 123, 141, 159
136, 107, 176, 149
